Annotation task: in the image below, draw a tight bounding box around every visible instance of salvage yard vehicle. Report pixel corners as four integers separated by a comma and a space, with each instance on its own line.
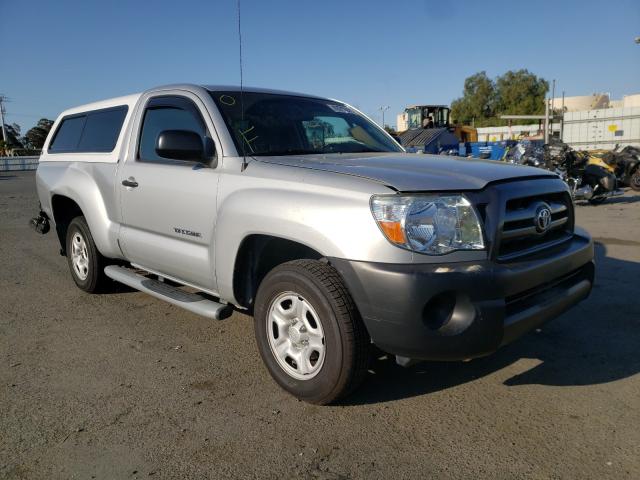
602, 145, 640, 191
31, 84, 595, 404
544, 142, 623, 205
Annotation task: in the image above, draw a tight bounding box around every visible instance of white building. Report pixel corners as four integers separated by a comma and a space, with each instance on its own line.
610, 93, 640, 109
551, 93, 640, 111
397, 112, 409, 132
551, 93, 610, 112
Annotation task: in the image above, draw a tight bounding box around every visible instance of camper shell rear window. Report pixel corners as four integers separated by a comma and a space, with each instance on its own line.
48, 105, 128, 153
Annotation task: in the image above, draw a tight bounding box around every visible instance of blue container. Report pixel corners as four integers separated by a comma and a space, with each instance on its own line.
465, 141, 521, 160
468, 142, 487, 158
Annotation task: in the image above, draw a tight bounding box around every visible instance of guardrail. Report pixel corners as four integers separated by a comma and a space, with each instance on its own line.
0, 156, 40, 171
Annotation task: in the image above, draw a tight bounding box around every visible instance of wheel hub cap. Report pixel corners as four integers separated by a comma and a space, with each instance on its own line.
267, 292, 326, 380
288, 324, 306, 346
71, 232, 89, 281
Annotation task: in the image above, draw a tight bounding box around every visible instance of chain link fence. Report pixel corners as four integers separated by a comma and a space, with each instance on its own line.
0, 156, 39, 171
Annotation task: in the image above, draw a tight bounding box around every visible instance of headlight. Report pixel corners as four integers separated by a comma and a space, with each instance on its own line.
370, 194, 485, 255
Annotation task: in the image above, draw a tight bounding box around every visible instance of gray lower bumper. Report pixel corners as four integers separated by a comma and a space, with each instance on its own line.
330, 232, 594, 361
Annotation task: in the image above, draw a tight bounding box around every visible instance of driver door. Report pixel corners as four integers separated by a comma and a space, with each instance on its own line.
118, 93, 220, 292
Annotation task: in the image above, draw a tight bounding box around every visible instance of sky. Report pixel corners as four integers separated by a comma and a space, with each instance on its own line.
1, 0, 639, 131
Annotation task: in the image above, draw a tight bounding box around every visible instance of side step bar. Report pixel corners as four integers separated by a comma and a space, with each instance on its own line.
104, 265, 232, 320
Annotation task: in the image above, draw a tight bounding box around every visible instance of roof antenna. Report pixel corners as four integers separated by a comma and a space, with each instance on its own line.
237, 0, 248, 172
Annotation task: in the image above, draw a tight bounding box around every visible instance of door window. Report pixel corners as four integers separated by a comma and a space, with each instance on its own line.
138, 96, 209, 163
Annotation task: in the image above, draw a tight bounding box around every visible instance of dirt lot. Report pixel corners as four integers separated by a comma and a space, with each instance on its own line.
1, 171, 639, 479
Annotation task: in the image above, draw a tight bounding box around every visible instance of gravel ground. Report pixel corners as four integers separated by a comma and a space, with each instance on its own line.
1, 171, 639, 479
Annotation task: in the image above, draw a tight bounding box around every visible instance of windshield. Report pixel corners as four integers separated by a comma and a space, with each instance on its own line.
210, 91, 403, 156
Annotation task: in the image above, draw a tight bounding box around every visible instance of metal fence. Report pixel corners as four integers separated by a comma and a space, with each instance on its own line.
0, 156, 39, 171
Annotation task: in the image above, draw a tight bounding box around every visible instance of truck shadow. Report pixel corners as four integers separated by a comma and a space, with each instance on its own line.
343, 242, 640, 405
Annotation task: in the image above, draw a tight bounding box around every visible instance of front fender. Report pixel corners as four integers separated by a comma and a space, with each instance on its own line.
214, 167, 413, 303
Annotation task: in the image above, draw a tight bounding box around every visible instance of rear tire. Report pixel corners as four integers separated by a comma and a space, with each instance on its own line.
254, 260, 370, 405
65, 216, 110, 293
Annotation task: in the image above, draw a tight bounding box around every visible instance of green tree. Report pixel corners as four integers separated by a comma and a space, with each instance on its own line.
450, 71, 496, 127
1, 123, 23, 148
24, 118, 54, 149
450, 70, 549, 127
495, 69, 548, 118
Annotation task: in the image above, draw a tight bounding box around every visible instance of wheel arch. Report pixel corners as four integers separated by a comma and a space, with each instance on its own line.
232, 234, 323, 310
51, 194, 84, 255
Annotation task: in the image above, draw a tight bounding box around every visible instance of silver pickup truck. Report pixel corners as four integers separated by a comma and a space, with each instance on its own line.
31, 84, 594, 404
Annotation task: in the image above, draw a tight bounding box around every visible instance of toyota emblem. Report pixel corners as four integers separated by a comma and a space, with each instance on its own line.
534, 204, 552, 233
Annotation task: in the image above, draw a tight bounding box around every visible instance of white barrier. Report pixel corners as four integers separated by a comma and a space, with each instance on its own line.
0, 156, 40, 171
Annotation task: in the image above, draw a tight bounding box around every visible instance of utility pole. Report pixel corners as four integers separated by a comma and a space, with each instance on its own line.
544, 98, 550, 144
0, 95, 8, 151
550, 80, 556, 140
560, 91, 565, 142
378, 105, 390, 129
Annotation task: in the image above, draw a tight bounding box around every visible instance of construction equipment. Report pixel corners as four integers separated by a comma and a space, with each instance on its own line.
397, 105, 477, 153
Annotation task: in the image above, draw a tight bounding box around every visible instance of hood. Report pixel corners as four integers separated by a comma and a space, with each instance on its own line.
256, 153, 556, 191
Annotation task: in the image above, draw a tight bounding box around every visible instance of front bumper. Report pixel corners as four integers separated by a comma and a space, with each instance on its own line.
329, 230, 594, 361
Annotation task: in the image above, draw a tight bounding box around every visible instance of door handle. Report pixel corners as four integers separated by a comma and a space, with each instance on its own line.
122, 178, 139, 188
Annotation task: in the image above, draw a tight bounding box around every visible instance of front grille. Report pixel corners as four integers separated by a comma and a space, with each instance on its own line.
498, 191, 574, 260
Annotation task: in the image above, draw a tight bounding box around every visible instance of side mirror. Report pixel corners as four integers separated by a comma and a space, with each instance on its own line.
156, 130, 205, 162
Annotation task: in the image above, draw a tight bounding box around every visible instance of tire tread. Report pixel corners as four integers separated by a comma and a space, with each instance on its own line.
275, 259, 370, 403
66, 216, 110, 293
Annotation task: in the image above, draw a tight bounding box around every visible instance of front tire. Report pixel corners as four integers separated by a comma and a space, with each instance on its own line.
65, 216, 109, 293
254, 260, 370, 404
